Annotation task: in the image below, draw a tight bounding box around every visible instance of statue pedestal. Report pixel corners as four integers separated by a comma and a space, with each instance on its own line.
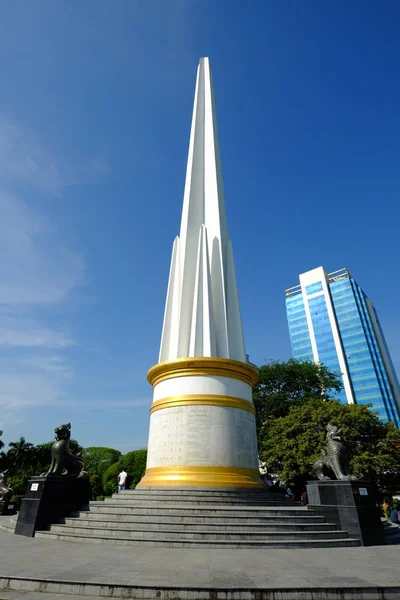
0, 501, 16, 516
14, 476, 91, 537
306, 480, 384, 546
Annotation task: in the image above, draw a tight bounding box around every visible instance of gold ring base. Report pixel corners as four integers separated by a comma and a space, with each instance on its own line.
148, 357, 259, 388
137, 465, 264, 488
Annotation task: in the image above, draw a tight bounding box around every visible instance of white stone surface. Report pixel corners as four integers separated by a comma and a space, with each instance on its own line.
146, 405, 258, 469
159, 57, 246, 363
153, 375, 253, 403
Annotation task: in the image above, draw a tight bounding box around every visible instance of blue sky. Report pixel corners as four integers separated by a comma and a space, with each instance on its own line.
1, 1, 400, 452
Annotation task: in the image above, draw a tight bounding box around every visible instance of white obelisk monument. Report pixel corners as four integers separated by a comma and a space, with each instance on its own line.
138, 57, 261, 488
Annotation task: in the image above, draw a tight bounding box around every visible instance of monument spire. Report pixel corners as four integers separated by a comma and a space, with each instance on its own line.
138, 58, 261, 489
159, 57, 246, 363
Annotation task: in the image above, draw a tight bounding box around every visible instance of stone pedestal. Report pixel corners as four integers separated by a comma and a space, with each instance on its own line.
14, 476, 91, 537
0, 501, 16, 516
306, 480, 384, 546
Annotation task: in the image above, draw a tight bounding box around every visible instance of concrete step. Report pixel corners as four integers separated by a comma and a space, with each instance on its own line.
86, 504, 310, 517
128, 487, 276, 494
36, 529, 360, 548
112, 490, 288, 504
107, 496, 297, 506
71, 510, 326, 524
0, 589, 100, 600
63, 516, 336, 531
49, 523, 348, 541
0, 515, 15, 533
108, 490, 300, 505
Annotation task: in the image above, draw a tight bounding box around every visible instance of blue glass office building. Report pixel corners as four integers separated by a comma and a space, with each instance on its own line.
285, 267, 400, 427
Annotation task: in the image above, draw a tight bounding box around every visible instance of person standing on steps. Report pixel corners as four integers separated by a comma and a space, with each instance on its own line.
117, 468, 128, 493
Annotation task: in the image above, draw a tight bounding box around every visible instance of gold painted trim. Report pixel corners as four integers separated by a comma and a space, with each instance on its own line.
137, 465, 264, 488
147, 357, 259, 388
150, 394, 255, 415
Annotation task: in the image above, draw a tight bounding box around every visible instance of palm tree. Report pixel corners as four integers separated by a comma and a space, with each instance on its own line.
7, 437, 34, 473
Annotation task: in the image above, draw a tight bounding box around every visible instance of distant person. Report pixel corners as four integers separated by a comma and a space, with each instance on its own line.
263, 475, 272, 487
117, 469, 128, 493
286, 487, 295, 499
381, 499, 390, 520
301, 489, 308, 505
390, 506, 398, 524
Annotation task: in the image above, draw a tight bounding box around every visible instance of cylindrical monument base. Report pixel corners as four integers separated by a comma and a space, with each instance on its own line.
138, 465, 262, 488
137, 357, 263, 489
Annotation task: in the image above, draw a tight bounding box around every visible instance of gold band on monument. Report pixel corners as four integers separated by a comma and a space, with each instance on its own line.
149, 394, 256, 415
137, 465, 264, 488
147, 357, 259, 388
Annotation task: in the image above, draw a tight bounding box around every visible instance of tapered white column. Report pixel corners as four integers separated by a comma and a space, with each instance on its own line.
138, 58, 261, 488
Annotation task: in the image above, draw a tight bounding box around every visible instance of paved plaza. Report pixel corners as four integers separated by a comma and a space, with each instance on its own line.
0, 519, 399, 600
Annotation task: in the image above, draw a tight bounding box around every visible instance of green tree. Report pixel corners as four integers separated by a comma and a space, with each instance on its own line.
0, 436, 83, 495
7, 437, 34, 474
253, 359, 343, 444
33, 442, 53, 475
254, 359, 342, 419
259, 399, 400, 491
102, 449, 148, 496
102, 460, 121, 496
82, 447, 122, 478
0, 430, 4, 451
121, 449, 147, 489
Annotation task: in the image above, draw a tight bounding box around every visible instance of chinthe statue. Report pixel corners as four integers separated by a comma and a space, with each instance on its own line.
313, 423, 358, 481
0, 470, 13, 502
42, 423, 87, 478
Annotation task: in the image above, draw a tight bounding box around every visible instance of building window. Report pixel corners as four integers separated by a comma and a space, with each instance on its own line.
305, 282, 323, 295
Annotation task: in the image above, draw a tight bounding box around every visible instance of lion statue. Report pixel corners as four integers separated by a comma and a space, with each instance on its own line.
313, 423, 358, 481
42, 423, 87, 478
0, 470, 13, 502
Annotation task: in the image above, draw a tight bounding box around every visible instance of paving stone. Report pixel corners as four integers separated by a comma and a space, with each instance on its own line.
1, 518, 399, 599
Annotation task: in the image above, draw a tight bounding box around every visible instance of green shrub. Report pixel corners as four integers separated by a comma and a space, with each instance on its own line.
102, 460, 121, 496
83, 447, 122, 478
89, 474, 103, 499
9, 495, 21, 509
121, 449, 147, 489
101, 449, 148, 494
9, 475, 29, 496
96, 495, 105, 502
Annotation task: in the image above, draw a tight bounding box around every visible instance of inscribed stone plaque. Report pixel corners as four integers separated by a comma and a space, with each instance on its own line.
147, 404, 258, 468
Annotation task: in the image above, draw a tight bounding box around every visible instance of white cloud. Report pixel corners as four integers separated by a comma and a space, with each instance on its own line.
18, 354, 73, 376
0, 116, 109, 428
0, 372, 64, 410
0, 316, 74, 348
0, 118, 64, 192
0, 192, 84, 306
69, 398, 151, 410
0, 364, 68, 432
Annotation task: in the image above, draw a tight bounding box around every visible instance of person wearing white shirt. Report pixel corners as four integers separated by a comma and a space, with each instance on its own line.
117, 469, 128, 493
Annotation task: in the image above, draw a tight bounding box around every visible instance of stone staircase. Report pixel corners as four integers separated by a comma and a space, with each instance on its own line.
22, 487, 361, 548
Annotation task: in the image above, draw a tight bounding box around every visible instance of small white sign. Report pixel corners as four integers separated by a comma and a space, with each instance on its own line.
8, 505, 14, 509
30, 483, 39, 491
359, 488, 368, 496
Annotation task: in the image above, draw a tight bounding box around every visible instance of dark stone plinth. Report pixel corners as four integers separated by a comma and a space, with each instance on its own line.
14, 477, 91, 537
0, 501, 16, 516
306, 480, 384, 546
